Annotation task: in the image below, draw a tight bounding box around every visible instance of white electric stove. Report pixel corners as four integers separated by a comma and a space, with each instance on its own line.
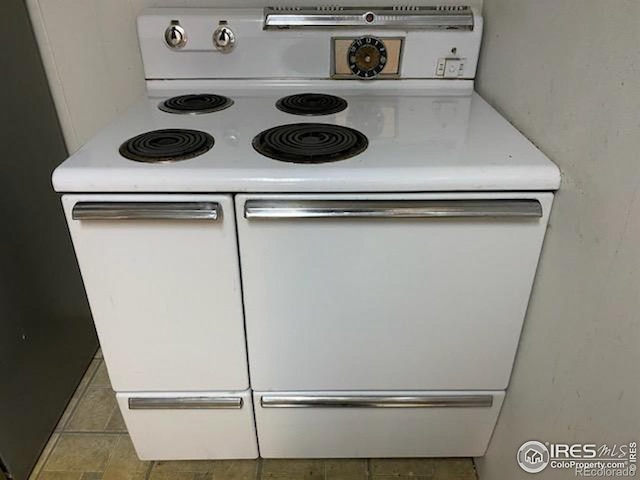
54, 6, 560, 461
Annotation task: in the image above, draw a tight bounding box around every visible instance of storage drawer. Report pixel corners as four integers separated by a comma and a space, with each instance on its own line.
117, 390, 258, 460
63, 194, 248, 391
254, 390, 504, 458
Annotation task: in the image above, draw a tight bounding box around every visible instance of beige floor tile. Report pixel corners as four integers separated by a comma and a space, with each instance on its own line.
148, 461, 259, 480
91, 362, 112, 389
328, 476, 369, 480
95, 348, 103, 359
105, 406, 128, 433
192, 474, 214, 480
211, 460, 258, 480
370, 459, 436, 477
66, 387, 117, 432
105, 435, 149, 472
432, 459, 475, 480
44, 434, 118, 472
80, 473, 103, 480
152, 460, 220, 473
325, 459, 368, 479
261, 459, 323, 479
38, 472, 84, 480
372, 477, 433, 480
29, 434, 60, 480
55, 360, 101, 432
148, 471, 195, 480
103, 472, 146, 480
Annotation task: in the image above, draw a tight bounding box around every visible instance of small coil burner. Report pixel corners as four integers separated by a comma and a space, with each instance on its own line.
276, 93, 348, 116
158, 94, 234, 114
119, 129, 214, 163
252, 123, 368, 164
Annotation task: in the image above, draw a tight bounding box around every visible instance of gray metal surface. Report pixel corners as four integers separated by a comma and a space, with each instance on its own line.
0, 2, 97, 479
260, 394, 494, 408
263, 6, 474, 29
128, 396, 243, 410
72, 201, 220, 221
244, 199, 543, 219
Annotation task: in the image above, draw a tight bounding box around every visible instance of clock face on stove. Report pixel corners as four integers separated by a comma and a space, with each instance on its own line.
348, 36, 387, 79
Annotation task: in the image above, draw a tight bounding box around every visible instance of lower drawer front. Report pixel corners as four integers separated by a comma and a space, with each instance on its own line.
254, 391, 504, 458
117, 390, 258, 460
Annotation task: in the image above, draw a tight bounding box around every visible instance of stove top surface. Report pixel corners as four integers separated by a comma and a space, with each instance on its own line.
53, 81, 560, 193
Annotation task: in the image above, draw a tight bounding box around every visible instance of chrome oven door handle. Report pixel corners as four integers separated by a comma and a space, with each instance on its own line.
72, 202, 220, 221
128, 396, 243, 410
260, 395, 493, 408
244, 199, 542, 219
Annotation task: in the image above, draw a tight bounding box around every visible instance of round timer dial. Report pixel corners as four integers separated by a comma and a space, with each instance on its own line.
348, 36, 387, 79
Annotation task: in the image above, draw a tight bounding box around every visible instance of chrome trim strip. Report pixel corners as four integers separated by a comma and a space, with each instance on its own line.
244, 200, 543, 219
264, 6, 473, 29
128, 396, 243, 410
72, 202, 220, 221
261, 395, 493, 408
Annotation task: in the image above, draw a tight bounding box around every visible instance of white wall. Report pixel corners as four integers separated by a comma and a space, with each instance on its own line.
27, 0, 482, 153
27, 0, 147, 153
475, 1, 640, 478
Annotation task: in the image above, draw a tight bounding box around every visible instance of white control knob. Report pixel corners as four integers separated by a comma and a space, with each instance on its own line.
213, 22, 236, 53
164, 21, 187, 49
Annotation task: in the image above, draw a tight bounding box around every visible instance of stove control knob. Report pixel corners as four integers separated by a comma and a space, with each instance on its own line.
164, 21, 187, 49
213, 22, 236, 53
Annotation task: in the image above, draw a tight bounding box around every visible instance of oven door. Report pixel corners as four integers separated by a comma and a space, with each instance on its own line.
63, 194, 248, 392
236, 193, 553, 391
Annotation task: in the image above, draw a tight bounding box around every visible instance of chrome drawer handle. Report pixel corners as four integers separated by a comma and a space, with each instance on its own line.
260, 395, 493, 408
72, 202, 220, 221
244, 200, 542, 219
128, 396, 243, 410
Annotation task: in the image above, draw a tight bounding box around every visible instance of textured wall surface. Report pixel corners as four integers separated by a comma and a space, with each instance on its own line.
475, 1, 640, 478
26, 0, 482, 153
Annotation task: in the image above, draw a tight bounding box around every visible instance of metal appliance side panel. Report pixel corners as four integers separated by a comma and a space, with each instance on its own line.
62, 194, 249, 392
0, 1, 97, 479
236, 192, 554, 391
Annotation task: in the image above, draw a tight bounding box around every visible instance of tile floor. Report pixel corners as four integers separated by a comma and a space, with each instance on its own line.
29, 349, 477, 480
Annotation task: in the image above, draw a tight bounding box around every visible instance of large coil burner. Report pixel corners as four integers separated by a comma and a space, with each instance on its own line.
252, 123, 368, 164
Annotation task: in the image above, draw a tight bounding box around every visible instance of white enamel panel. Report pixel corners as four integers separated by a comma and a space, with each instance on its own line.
253, 390, 505, 458
237, 192, 554, 391
118, 390, 258, 460
63, 194, 248, 391
137, 8, 482, 80
52, 86, 561, 193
